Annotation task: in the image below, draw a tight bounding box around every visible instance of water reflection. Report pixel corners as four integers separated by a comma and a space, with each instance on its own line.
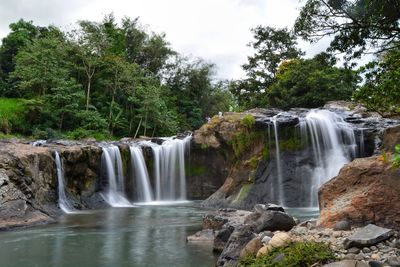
0, 205, 216, 267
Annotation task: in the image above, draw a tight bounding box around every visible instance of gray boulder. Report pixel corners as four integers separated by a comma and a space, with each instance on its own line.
244, 210, 296, 233
344, 224, 394, 249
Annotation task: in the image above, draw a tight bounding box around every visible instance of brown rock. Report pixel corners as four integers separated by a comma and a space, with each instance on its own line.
239, 237, 263, 259
383, 125, 400, 152
318, 157, 400, 229
256, 244, 273, 258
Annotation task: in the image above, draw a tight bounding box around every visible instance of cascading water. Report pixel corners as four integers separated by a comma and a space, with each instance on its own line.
102, 146, 132, 207
130, 146, 154, 202
272, 118, 284, 206
54, 151, 74, 213
150, 136, 191, 201
300, 109, 357, 207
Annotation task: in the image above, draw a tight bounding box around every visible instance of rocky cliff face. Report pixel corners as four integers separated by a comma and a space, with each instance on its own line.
196, 104, 399, 210
0, 141, 104, 229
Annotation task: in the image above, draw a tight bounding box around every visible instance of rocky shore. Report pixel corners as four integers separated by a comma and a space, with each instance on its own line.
188, 205, 400, 267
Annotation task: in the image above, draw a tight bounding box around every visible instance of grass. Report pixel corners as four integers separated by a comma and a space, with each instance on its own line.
0, 97, 27, 134
240, 241, 337, 267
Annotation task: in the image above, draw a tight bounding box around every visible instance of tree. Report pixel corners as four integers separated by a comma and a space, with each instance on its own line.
11, 28, 72, 97
294, 0, 400, 59
353, 45, 400, 116
267, 53, 359, 109
231, 26, 303, 108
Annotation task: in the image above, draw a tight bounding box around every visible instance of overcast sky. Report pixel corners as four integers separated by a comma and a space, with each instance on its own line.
0, 0, 331, 80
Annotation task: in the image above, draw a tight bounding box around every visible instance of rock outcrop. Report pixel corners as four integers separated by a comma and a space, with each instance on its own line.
384, 124, 400, 152
319, 157, 400, 229
187, 204, 297, 267
0, 140, 104, 229
196, 106, 397, 210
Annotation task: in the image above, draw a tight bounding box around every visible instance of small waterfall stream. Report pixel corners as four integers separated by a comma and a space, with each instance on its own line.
272, 118, 284, 206
102, 146, 132, 207
54, 151, 75, 213
130, 146, 154, 202
150, 136, 191, 201
300, 109, 357, 206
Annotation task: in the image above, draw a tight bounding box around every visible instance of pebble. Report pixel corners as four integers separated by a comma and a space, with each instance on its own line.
387, 256, 400, 267
348, 247, 360, 254
288, 225, 399, 264
371, 254, 380, 260
363, 247, 371, 253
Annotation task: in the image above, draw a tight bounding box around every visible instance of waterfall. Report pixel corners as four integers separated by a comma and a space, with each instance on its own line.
102, 146, 132, 207
130, 146, 153, 202
150, 136, 191, 201
54, 151, 74, 213
300, 109, 356, 207
359, 128, 365, 157
272, 118, 284, 206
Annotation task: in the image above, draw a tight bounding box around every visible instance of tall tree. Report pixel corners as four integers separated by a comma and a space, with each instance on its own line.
294, 0, 400, 58
231, 26, 303, 109
353, 45, 400, 116
268, 53, 359, 109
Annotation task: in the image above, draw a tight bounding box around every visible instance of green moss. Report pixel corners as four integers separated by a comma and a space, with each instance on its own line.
279, 137, 304, 151
185, 164, 207, 176
240, 241, 337, 267
241, 114, 256, 129
232, 131, 265, 158
262, 145, 270, 161
200, 143, 209, 150
236, 183, 253, 202
249, 156, 259, 169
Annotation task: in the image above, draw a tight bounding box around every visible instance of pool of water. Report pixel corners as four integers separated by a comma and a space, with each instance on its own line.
0, 203, 320, 267
0, 203, 216, 267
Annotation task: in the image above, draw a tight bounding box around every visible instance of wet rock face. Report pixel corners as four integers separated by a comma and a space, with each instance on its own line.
0, 141, 104, 229
318, 157, 400, 229
186, 144, 228, 200
196, 106, 399, 210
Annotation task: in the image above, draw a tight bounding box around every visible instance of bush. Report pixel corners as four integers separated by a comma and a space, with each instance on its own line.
32, 128, 61, 139
66, 128, 109, 140
241, 114, 256, 129
0, 97, 27, 134
241, 241, 337, 267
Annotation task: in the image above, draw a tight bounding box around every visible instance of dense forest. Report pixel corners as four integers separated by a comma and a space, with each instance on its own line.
0, 0, 399, 139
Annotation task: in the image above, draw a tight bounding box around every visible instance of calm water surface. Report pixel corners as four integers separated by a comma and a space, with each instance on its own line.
0, 203, 216, 267
0, 203, 319, 267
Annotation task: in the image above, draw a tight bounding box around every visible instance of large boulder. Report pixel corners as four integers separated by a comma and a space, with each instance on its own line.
343, 224, 394, 249
216, 224, 256, 267
244, 210, 296, 232
383, 124, 400, 152
319, 157, 400, 229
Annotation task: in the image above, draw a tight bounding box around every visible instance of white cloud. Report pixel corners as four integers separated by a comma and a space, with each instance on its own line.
0, 0, 330, 80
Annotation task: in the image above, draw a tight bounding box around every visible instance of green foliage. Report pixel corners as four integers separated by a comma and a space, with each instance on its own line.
294, 0, 400, 59
0, 98, 27, 134
0, 15, 235, 139
66, 128, 109, 140
231, 27, 303, 109
268, 53, 359, 109
232, 131, 264, 159
393, 144, 400, 168
240, 241, 337, 267
262, 145, 270, 161
353, 47, 400, 116
249, 156, 259, 169
241, 115, 256, 129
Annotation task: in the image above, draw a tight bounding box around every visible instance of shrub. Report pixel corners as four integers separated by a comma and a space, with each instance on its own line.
241, 241, 337, 267
393, 144, 400, 168
241, 114, 256, 129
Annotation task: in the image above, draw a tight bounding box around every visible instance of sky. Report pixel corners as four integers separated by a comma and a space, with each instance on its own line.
0, 0, 332, 80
